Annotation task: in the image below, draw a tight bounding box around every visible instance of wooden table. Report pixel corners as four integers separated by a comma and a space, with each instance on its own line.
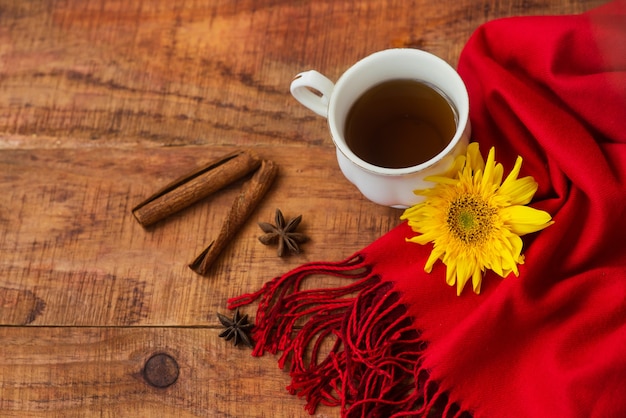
0, 1, 607, 416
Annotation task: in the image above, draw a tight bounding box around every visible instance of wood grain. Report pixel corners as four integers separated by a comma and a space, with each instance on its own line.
0, 0, 608, 416
0, 327, 337, 417
0, 144, 398, 327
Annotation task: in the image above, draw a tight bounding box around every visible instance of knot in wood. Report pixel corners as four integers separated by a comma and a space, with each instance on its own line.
143, 353, 179, 388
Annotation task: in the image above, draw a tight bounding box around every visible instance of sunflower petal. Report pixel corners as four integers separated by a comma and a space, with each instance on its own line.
499, 176, 538, 206
489, 251, 504, 277
465, 142, 485, 173
456, 271, 471, 296
423, 175, 460, 185
445, 263, 457, 287
472, 268, 483, 294
492, 163, 504, 191
424, 245, 446, 272
444, 153, 467, 178
412, 231, 439, 245
481, 147, 497, 192
455, 257, 475, 296
501, 205, 553, 235
503, 155, 523, 184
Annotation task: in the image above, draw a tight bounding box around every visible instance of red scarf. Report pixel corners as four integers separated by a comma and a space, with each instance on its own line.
230, 2, 626, 416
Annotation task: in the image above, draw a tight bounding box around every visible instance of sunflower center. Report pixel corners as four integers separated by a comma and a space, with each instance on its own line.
447, 194, 497, 244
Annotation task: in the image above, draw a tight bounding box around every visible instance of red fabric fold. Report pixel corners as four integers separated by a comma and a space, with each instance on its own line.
428, 2, 626, 416
230, 2, 626, 416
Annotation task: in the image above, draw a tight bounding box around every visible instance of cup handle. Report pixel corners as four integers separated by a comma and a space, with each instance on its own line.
290, 70, 335, 118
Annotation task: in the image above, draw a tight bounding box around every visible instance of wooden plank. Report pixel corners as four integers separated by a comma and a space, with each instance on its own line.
0, 144, 400, 326
0, 0, 605, 147
0, 326, 330, 417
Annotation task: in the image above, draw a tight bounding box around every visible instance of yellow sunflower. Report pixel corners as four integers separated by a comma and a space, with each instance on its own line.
401, 142, 553, 295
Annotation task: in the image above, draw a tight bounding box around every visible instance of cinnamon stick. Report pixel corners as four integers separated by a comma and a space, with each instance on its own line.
132, 149, 261, 227
189, 160, 278, 276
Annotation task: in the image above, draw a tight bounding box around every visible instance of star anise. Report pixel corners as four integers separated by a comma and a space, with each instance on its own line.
217, 308, 254, 348
258, 208, 309, 257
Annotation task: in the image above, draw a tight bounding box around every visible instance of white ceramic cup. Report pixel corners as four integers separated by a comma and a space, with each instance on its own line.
290, 48, 470, 208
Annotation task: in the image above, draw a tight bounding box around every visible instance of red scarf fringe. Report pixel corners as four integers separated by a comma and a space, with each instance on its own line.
228, 255, 468, 417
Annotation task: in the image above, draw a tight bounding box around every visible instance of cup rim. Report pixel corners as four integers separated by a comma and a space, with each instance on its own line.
327, 48, 469, 176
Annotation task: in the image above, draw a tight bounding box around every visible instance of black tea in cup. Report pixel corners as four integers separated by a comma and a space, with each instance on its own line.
344, 79, 457, 169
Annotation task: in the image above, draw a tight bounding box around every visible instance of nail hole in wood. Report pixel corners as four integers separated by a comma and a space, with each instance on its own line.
143, 353, 179, 388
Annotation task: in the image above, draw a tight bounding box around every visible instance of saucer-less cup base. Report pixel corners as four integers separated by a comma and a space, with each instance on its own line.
291, 48, 470, 208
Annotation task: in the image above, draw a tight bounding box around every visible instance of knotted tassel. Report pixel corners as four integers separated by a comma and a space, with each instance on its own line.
228, 254, 457, 417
